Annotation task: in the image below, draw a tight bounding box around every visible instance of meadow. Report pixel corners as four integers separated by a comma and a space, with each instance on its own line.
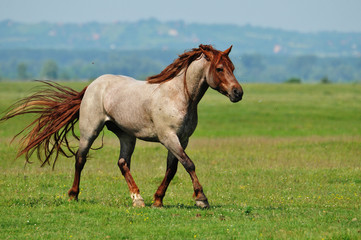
0, 81, 360, 239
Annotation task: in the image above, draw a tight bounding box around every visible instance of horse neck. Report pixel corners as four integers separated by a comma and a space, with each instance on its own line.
183, 58, 209, 105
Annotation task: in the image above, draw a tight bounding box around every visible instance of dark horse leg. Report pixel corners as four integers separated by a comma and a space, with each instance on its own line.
160, 134, 209, 208
153, 151, 179, 207
67, 151, 85, 200
106, 122, 145, 207
68, 131, 100, 200
179, 151, 209, 208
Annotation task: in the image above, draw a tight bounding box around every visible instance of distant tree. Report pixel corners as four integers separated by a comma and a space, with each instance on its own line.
241, 54, 266, 72
59, 70, 71, 81
320, 76, 331, 84
17, 62, 29, 80
240, 54, 266, 81
287, 55, 317, 80
285, 77, 302, 84
41, 60, 58, 80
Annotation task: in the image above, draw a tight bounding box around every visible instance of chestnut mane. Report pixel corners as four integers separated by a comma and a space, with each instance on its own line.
146, 44, 220, 84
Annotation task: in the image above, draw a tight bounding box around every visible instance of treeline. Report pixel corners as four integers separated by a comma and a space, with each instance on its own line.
2, 19, 361, 56
239, 54, 361, 83
0, 49, 360, 83
0, 49, 175, 81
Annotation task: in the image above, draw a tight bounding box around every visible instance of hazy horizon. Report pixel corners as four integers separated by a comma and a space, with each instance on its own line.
1, 0, 361, 33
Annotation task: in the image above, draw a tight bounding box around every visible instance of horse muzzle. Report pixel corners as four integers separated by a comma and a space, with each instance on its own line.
229, 87, 243, 102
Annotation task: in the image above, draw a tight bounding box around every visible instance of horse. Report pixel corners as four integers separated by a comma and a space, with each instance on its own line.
0, 44, 243, 208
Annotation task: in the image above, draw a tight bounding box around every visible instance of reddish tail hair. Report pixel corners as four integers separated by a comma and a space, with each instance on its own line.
0, 81, 87, 167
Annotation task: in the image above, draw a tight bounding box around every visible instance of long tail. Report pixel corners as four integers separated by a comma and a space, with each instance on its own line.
0, 81, 87, 167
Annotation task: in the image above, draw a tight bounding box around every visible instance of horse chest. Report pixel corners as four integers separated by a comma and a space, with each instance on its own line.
178, 109, 198, 138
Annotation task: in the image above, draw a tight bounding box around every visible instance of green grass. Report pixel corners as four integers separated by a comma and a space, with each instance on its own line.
0, 81, 361, 239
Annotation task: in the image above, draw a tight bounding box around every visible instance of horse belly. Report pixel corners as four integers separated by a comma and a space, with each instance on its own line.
108, 106, 158, 141
123, 122, 158, 141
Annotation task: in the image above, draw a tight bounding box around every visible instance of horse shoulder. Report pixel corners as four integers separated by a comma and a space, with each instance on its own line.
150, 92, 199, 141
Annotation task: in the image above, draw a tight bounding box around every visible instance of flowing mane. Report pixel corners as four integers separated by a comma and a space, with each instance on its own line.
146, 44, 219, 84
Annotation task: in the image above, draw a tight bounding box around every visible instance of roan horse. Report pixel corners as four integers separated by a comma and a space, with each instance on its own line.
0, 44, 243, 208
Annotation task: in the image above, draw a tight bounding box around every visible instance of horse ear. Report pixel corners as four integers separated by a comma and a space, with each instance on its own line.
200, 48, 212, 61
223, 45, 233, 56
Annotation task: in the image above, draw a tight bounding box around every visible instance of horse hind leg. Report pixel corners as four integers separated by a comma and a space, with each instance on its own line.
153, 151, 178, 207
68, 149, 87, 200
106, 121, 145, 207
68, 119, 105, 200
118, 157, 145, 207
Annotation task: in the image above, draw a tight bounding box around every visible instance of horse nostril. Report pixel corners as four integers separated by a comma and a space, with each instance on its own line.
233, 88, 243, 99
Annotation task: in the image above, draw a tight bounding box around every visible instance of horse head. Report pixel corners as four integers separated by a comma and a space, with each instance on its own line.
200, 45, 243, 102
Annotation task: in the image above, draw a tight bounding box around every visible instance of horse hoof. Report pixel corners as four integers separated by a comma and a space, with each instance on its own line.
133, 199, 145, 207
195, 199, 210, 209
68, 196, 77, 202
152, 201, 163, 208
131, 193, 145, 207
68, 189, 78, 201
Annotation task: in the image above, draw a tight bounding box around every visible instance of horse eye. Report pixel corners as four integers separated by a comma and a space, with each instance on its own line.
216, 67, 223, 72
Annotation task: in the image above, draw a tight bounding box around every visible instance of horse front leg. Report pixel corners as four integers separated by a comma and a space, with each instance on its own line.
161, 134, 209, 208
179, 151, 209, 208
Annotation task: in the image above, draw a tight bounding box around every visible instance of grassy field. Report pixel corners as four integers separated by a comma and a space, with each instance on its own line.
0, 81, 360, 239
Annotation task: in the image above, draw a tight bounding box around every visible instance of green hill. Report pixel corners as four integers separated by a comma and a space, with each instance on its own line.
1, 18, 360, 56
1, 19, 361, 82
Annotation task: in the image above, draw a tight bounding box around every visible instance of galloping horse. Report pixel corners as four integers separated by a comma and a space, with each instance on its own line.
1, 44, 243, 208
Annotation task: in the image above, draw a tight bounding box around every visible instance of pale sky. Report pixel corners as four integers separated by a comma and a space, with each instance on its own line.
1, 0, 360, 32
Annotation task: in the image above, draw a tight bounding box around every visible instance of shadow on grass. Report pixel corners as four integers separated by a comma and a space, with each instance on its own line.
145, 203, 223, 210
